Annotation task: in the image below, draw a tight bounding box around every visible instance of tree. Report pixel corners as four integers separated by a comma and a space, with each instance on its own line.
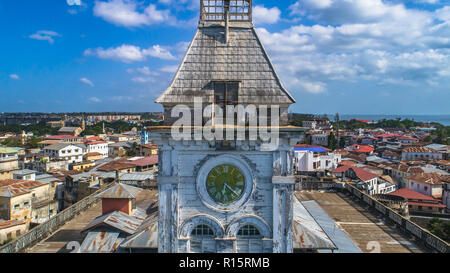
328, 132, 337, 151
339, 137, 346, 148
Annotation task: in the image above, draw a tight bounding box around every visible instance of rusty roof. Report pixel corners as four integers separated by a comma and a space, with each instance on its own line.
82, 209, 146, 235
0, 179, 47, 197
293, 197, 337, 250
0, 219, 26, 229
79, 231, 123, 253
96, 183, 143, 199
120, 212, 158, 249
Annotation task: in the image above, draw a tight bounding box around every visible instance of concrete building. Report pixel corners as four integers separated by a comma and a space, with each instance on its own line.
43, 143, 85, 164
13, 169, 37, 181
0, 219, 27, 245
58, 127, 83, 136
311, 134, 329, 147
294, 145, 341, 173
402, 147, 443, 161
406, 173, 445, 199
390, 188, 446, 214
0, 147, 21, 180
84, 141, 108, 159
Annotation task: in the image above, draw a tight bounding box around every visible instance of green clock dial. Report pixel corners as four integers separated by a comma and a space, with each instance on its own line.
206, 164, 245, 205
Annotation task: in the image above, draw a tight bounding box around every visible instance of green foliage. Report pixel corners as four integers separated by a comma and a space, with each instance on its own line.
328, 132, 337, 151
339, 137, 346, 149
0, 238, 13, 246
126, 142, 138, 157
107, 121, 137, 133
82, 123, 104, 136
0, 121, 58, 136
1, 136, 43, 149
427, 218, 450, 243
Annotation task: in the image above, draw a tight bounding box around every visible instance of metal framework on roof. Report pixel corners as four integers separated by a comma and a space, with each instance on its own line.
201, 0, 252, 22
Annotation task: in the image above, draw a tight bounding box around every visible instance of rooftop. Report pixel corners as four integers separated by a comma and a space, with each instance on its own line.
295, 191, 424, 253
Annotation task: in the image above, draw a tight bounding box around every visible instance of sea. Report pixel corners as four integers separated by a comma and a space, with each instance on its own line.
327, 114, 450, 126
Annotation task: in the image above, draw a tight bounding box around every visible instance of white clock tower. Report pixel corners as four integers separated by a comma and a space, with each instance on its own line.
150, 0, 305, 253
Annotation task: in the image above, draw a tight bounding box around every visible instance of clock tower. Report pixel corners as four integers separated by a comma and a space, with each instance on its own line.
150, 0, 305, 253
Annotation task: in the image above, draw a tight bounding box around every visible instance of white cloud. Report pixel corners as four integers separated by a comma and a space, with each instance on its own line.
88, 97, 101, 103
80, 77, 94, 87
253, 5, 281, 25
132, 76, 156, 83
9, 74, 19, 80
84, 44, 176, 63
160, 65, 179, 73
67, 0, 82, 6
93, 0, 172, 27
29, 30, 61, 44
256, 1, 450, 94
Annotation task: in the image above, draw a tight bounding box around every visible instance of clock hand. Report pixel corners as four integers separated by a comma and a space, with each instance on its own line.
225, 183, 239, 196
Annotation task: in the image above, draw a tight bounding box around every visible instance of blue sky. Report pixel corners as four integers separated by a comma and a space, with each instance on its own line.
1, 0, 449, 115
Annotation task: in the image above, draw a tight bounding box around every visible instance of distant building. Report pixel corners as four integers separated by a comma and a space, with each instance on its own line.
140, 131, 150, 145
390, 188, 446, 214
402, 147, 442, 161
42, 143, 86, 164
0, 147, 21, 180
108, 142, 134, 158
333, 166, 380, 195
406, 173, 446, 199
311, 134, 329, 147
58, 127, 83, 136
138, 143, 158, 157
294, 145, 341, 173
13, 169, 37, 181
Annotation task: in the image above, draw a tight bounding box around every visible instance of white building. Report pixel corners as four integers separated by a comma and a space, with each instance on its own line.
294, 146, 341, 173
401, 147, 442, 161
406, 173, 444, 199
43, 143, 86, 164
84, 141, 109, 159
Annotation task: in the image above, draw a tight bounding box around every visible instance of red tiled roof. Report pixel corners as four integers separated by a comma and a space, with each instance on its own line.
127, 155, 158, 167
339, 160, 357, 166
406, 173, 446, 185
350, 144, 374, 153
389, 188, 440, 202
408, 202, 446, 208
44, 135, 80, 140
333, 166, 378, 181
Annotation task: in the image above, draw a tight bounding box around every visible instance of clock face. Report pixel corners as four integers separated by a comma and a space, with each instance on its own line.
206, 164, 245, 205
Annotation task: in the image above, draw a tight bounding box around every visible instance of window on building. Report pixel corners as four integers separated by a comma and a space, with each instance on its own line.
213, 81, 239, 124
191, 224, 214, 237
237, 225, 261, 237
7, 232, 12, 240
14, 204, 20, 209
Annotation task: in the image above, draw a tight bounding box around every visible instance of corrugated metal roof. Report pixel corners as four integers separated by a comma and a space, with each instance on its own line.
120, 212, 158, 249
96, 183, 143, 199
82, 208, 146, 235
293, 197, 337, 250
79, 231, 123, 253
301, 200, 362, 253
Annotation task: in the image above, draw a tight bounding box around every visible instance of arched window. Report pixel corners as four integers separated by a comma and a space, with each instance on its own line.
191, 224, 214, 237
237, 225, 261, 237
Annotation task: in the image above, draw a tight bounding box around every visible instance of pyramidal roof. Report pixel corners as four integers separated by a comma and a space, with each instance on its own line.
96, 183, 143, 199
156, 2, 295, 105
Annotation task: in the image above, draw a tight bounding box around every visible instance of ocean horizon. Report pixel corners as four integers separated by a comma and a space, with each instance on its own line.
324, 114, 450, 126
